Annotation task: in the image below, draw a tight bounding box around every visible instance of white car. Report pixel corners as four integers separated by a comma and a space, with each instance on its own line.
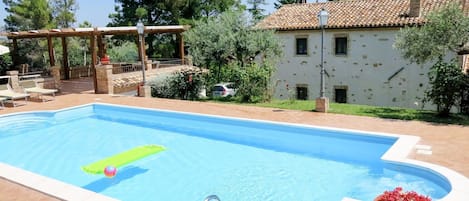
212, 83, 236, 97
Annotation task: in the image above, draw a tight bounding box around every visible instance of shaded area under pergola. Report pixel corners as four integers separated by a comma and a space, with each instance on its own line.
0, 25, 189, 93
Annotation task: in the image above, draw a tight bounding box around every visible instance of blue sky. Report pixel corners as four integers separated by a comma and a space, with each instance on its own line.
0, 0, 277, 29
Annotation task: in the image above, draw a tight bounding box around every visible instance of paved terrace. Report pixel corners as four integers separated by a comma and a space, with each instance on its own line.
0, 78, 468, 201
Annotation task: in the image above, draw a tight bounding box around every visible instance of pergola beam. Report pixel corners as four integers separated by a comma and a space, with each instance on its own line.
0, 25, 190, 93
1, 26, 189, 39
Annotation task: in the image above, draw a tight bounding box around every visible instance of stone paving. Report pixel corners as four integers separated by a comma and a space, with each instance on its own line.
0, 78, 468, 200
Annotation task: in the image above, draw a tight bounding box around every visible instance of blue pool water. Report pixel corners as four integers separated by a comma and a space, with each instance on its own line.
0, 104, 450, 201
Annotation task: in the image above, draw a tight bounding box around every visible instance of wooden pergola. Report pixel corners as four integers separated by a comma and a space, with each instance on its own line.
0, 25, 189, 92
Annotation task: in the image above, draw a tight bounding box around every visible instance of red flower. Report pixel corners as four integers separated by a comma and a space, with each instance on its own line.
374, 187, 431, 201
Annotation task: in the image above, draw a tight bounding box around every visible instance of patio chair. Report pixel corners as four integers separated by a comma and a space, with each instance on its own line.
0, 97, 6, 109
0, 83, 29, 107
19, 80, 58, 102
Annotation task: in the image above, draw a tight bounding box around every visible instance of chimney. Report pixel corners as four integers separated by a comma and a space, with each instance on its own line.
409, 0, 421, 17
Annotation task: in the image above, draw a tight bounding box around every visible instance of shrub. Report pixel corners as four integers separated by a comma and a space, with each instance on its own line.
424, 59, 465, 116
0, 54, 12, 76
150, 68, 206, 100
231, 63, 274, 103
148, 74, 174, 99
107, 41, 138, 63
374, 187, 431, 201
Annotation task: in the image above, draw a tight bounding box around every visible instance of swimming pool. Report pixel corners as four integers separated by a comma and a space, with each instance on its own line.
0, 103, 467, 201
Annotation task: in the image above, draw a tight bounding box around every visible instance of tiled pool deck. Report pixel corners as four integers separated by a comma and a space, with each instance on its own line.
0, 78, 468, 200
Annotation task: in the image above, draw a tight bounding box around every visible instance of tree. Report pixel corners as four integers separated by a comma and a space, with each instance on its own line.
394, 2, 469, 116
109, 0, 240, 58
274, 0, 301, 9
3, 0, 54, 69
3, 0, 53, 31
50, 0, 79, 28
394, 3, 469, 64
107, 41, 138, 63
184, 11, 283, 102
247, 0, 266, 22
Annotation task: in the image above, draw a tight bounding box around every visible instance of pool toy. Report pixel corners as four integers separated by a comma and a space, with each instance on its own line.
104, 165, 117, 178
82, 145, 165, 174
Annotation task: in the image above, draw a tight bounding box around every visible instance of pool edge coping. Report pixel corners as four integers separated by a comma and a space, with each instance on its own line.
0, 102, 468, 201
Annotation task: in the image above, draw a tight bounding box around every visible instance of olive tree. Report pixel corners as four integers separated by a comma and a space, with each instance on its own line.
184, 11, 282, 102
394, 2, 469, 116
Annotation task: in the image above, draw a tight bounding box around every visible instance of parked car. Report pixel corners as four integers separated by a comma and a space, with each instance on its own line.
212, 82, 236, 97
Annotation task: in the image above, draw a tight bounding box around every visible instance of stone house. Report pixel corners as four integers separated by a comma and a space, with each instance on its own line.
257, 0, 464, 109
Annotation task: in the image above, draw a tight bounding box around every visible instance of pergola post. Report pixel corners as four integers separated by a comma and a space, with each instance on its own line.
90, 32, 98, 93
97, 35, 105, 59
11, 38, 19, 67
47, 36, 55, 67
61, 37, 70, 80
179, 33, 185, 65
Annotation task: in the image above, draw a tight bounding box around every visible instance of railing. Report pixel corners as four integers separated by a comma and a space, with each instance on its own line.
150, 57, 191, 68
69, 66, 93, 79
112, 63, 143, 74
111, 57, 191, 75
19, 74, 41, 81
19, 71, 44, 77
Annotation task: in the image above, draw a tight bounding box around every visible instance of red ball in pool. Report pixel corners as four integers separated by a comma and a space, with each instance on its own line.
104, 165, 117, 178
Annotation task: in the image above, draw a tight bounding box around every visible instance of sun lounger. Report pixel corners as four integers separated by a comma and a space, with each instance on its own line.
20, 80, 58, 102
0, 97, 6, 109
0, 84, 29, 107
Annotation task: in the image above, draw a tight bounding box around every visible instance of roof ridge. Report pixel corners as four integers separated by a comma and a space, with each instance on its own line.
257, 0, 453, 30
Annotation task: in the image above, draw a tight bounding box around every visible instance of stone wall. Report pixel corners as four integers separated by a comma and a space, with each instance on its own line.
274, 28, 457, 110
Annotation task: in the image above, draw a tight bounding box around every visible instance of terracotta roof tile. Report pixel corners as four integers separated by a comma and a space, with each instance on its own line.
257, 0, 455, 30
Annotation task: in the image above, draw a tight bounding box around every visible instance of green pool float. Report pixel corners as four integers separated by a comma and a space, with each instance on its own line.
82, 144, 166, 174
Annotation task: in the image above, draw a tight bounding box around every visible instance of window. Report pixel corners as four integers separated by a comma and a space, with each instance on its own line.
334, 87, 347, 103
296, 85, 308, 100
296, 38, 308, 55
334, 36, 348, 55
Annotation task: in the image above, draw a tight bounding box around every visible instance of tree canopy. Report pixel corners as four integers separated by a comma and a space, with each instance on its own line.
184, 11, 283, 102
247, 0, 266, 22
394, 2, 469, 116
274, 0, 300, 9
3, 0, 53, 31
108, 0, 240, 58
394, 2, 469, 64
50, 0, 78, 28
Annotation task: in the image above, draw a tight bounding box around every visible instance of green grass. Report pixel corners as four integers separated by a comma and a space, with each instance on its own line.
253, 100, 469, 125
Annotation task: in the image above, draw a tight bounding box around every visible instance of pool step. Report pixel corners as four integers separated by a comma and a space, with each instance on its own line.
204, 195, 220, 201
342, 197, 361, 201
415, 144, 432, 155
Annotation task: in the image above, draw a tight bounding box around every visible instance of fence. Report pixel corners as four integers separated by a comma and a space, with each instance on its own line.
112, 63, 143, 74
111, 58, 190, 75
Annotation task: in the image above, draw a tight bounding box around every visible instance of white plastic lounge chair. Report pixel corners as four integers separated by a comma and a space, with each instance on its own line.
20, 80, 58, 102
0, 83, 29, 107
0, 97, 5, 109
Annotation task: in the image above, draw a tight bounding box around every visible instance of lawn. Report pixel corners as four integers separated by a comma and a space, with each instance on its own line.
253, 100, 469, 125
